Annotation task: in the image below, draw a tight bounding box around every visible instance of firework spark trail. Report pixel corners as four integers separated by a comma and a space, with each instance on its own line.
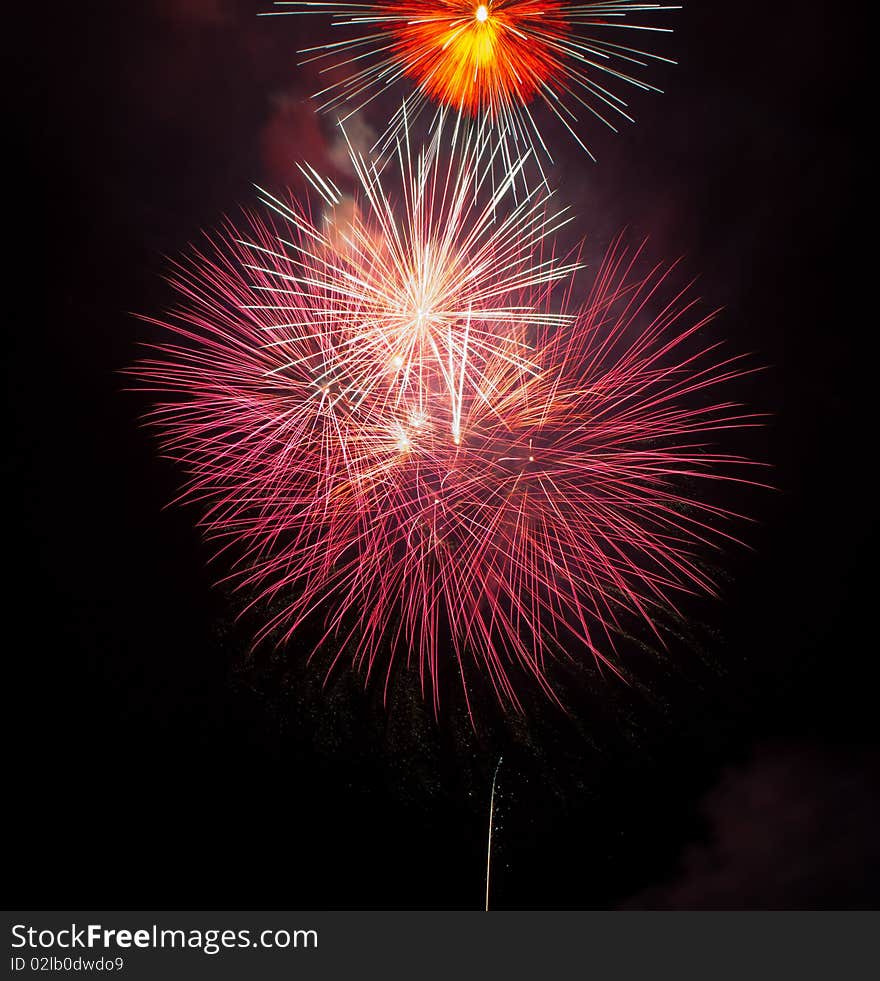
135, 120, 764, 719
486, 755, 503, 910
264, 1, 679, 172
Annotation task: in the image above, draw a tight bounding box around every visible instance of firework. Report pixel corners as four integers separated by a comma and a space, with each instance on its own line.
135, 126, 761, 718
265, 1, 679, 168
486, 755, 503, 910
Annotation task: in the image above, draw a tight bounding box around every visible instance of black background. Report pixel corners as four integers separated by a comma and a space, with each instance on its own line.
9, 1, 876, 908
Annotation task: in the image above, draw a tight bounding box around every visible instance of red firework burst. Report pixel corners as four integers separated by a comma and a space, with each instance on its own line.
135, 135, 761, 717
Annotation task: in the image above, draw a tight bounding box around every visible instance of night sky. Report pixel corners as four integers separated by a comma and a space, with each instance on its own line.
10, 1, 876, 908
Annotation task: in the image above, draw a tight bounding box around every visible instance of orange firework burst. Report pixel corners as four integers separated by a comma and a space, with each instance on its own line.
387, 1, 567, 117
266, 2, 679, 163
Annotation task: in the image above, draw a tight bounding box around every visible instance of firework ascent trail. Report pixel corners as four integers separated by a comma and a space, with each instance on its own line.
485, 756, 503, 910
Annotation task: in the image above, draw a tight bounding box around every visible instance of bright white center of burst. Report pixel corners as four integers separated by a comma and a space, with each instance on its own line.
392, 355, 404, 369
475, 5, 489, 23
